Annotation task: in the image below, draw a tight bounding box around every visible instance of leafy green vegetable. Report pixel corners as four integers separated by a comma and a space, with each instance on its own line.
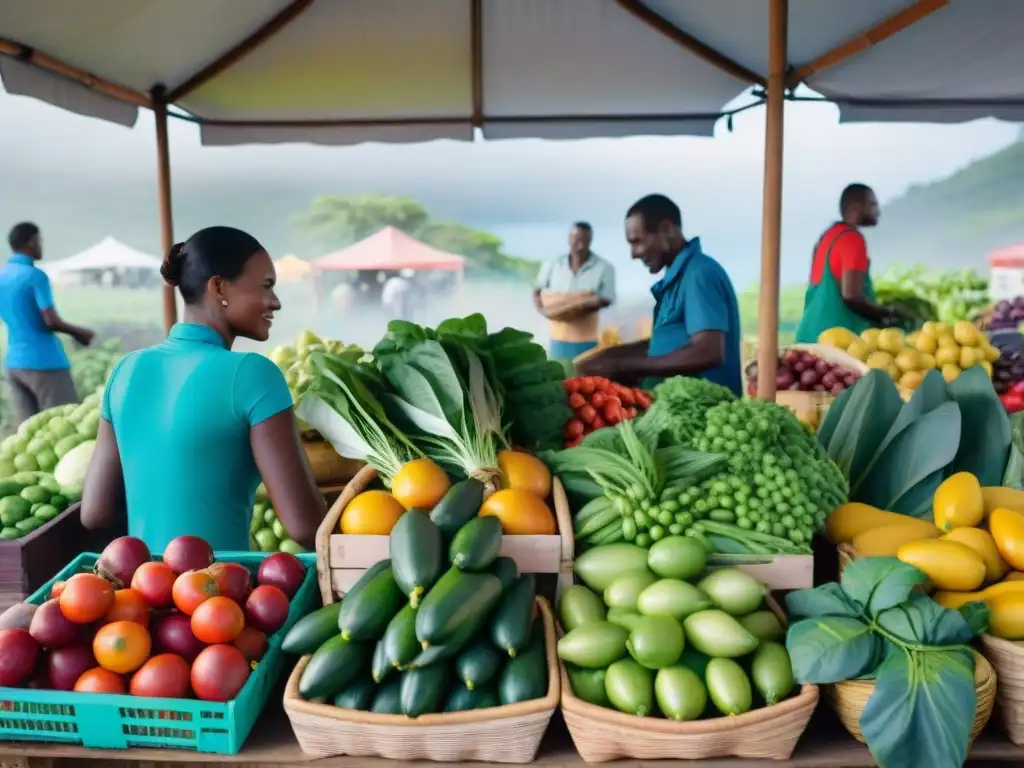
785, 557, 988, 768
632, 376, 735, 449
1002, 412, 1024, 489
946, 365, 1011, 486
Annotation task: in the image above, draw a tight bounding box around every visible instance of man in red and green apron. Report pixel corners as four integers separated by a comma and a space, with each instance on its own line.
796, 184, 900, 343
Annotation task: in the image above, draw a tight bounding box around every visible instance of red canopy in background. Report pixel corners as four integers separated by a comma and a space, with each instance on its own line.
312, 227, 466, 273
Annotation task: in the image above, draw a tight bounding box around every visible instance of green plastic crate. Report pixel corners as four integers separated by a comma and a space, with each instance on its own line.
0, 550, 317, 754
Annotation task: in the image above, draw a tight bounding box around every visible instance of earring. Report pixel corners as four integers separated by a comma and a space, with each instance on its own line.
221, 300, 228, 307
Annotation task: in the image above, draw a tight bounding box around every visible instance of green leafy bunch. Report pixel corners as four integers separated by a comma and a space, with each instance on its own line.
785, 557, 988, 768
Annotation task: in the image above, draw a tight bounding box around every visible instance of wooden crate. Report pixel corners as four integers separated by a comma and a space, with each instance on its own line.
706, 554, 814, 590
774, 390, 834, 429
314, 465, 575, 605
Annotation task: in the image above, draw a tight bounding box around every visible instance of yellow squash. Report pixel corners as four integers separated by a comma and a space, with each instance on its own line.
896, 539, 986, 592
932, 578, 1024, 611
340, 490, 406, 535
825, 502, 939, 545
1005, 571, 1024, 582
932, 472, 984, 531
498, 450, 552, 499
988, 592, 1024, 640
479, 489, 556, 535
989, 507, 1024, 571
852, 524, 939, 558
941, 527, 1009, 583
390, 458, 451, 511
982, 486, 1024, 518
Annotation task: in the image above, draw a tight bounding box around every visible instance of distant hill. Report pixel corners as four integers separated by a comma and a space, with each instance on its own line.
872, 140, 1024, 269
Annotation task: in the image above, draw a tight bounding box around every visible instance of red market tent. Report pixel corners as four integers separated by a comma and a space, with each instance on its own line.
312, 227, 465, 273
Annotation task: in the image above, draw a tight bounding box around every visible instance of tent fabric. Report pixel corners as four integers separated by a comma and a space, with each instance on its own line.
42, 237, 162, 277
313, 227, 466, 272
1, 0, 1022, 146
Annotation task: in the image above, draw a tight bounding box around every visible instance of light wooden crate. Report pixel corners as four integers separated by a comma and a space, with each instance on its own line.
706, 553, 814, 590
314, 465, 575, 604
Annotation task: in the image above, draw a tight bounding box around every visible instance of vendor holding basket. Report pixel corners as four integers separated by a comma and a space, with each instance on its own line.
80, 227, 326, 553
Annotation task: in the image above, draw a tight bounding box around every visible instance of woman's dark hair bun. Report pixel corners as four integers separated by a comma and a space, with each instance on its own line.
161, 242, 186, 286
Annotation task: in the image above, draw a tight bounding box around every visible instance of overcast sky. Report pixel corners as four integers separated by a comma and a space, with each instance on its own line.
1, 86, 1018, 296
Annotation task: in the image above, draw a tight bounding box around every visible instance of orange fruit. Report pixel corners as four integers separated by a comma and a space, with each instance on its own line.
93, 620, 152, 674
390, 459, 451, 511
498, 450, 552, 498
171, 571, 219, 616
59, 574, 115, 624
74, 667, 127, 694
340, 490, 406, 535
105, 589, 151, 627
479, 489, 556, 535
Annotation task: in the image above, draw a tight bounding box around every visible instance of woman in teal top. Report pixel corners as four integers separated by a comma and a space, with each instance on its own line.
81, 227, 326, 553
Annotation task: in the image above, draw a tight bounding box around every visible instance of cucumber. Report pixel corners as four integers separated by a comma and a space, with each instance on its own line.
15, 517, 42, 534
430, 479, 485, 539
488, 556, 519, 590
401, 663, 450, 717
332, 678, 376, 710
408, 619, 478, 668
371, 640, 392, 684
449, 516, 503, 571
370, 675, 404, 714
416, 568, 503, 648
338, 562, 404, 641
455, 637, 505, 690
298, 635, 367, 699
498, 620, 548, 705
389, 510, 443, 607
381, 604, 420, 670
282, 603, 342, 655
445, 684, 500, 712
490, 574, 536, 657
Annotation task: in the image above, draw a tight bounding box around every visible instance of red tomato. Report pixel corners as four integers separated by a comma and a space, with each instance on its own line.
563, 379, 579, 393
191, 645, 250, 702
191, 597, 245, 644
205, 563, 253, 605
568, 393, 586, 409
131, 562, 177, 609
578, 404, 597, 424
74, 667, 126, 694
626, 407, 639, 419
618, 388, 636, 407
578, 379, 595, 396
232, 627, 268, 662
564, 419, 584, 439
172, 571, 219, 616
590, 392, 607, 408
603, 403, 622, 424
130, 653, 190, 698
59, 574, 115, 624
565, 437, 583, 448
634, 389, 653, 409
105, 589, 150, 628
590, 415, 606, 430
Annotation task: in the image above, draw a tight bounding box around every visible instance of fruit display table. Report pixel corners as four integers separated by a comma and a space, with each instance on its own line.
2, 705, 1024, 768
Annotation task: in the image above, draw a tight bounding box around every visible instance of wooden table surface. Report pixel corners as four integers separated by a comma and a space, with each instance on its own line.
1, 705, 1022, 768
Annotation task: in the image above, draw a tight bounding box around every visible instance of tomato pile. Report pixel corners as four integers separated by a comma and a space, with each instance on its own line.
562, 376, 653, 447
0, 535, 307, 702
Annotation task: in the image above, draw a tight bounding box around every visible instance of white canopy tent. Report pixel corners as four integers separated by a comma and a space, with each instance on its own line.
41, 237, 162, 279
2, 0, 1021, 396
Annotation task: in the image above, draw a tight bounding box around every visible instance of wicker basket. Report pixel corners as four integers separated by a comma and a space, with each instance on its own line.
978, 633, 1024, 744
559, 595, 819, 762
826, 650, 995, 747
314, 465, 575, 605
282, 597, 560, 762
302, 440, 364, 485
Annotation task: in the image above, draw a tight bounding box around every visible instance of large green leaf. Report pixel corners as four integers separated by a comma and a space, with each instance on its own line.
887, 469, 947, 519
817, 384, 853, 449
786, 617, 882, 684
785, 583, 863, 620
840, 557, 928, 617
1002, 412, 1024, 489
859, 648, 976, 768
822, 371, 904, 483
876, 593, 987, 645
855, 401, 962, 510
947, 365, 1012, 486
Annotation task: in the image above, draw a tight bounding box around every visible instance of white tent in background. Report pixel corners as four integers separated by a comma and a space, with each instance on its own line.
43, 237, 162, 288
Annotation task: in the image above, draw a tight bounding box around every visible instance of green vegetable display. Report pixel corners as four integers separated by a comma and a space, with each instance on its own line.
66, 339, 123, 398
283, 511, 549, 716
0, 471, 75, 539
819, 367, 1011, 514
558, 550, 795, 721
0, 395, 101, 478
785, 557, 988, 768
250, 486, 307, 554
633, 376, 737, 449
874, 266, 989, 326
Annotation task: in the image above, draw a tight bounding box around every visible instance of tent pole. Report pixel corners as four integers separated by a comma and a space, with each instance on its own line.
152, 87, 177, 334
755, 0, 788, 401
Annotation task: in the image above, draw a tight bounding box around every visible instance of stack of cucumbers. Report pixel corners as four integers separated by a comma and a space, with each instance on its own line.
557, 537, 795, 720
281, 479, 549, 716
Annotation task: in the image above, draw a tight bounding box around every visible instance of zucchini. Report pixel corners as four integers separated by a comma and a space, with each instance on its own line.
371, 640, 392, 683
407, 619, 478, 668
445, 684, 500, 712
389, 510, 443, 607
449, 516, 503, 571
332, 678, 376, 710
454, 637, 505, 690
282, 603, 342, 656
298, 635, 367, 699
381, 603, 420, 670
371, 675, 404, 714
490, 574, 536, 657
416, 567, 503, 648
430, 478, 485, 539
401, 663, 450, 717
498, 620, 548, 705
488, 556, 519, 590
338, 562, 404, 641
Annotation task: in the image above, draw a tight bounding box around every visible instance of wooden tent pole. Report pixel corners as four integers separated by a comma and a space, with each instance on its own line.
153, 87, 177, 334
755, 0, 788, 401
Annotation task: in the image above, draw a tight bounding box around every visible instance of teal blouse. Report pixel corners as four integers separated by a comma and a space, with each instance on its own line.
101, 323, 293, 553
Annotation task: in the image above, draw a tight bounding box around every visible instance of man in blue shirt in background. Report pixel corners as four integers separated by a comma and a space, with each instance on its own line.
0, 223, 94, 427
577, 195, 742, 396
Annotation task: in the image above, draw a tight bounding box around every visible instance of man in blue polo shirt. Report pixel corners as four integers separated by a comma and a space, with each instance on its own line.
576, 195, 741, 396
0, 222, 94, 426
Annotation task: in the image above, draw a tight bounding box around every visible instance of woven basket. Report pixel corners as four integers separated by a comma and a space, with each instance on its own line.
979, 633, 1024, 744
826, 650, 995, 747
282, 597, 560, 762
559, 595, 819, 762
